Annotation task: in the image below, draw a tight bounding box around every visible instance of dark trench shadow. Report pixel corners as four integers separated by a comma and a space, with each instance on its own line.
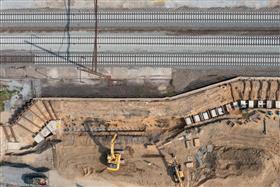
83, 119, 109, 166
0, 161, 49, 172
157, 148, 175, 183
8, 99, 33, 124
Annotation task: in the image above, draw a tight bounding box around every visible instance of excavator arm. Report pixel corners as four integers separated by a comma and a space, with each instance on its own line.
110, 134, 117, 159
107, 133, 121, 171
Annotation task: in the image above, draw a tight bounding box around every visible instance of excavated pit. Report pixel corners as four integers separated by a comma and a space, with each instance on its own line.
193, 146, 266, 187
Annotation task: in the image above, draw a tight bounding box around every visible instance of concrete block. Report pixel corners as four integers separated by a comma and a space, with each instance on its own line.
184, 117, 193, 126
258, 101, 265, 108
266, 100, 272, 109
40, 126, 51, 137
185, 162, 194, 168
248, 100, 255, 108
193, 138, 200, 147
193, 115, 201, 123
185, 139, 192, 149
202, 112, 209, 120
217, 107, 225, 115
34, 133, 44, 144
240, 100, 247, 109
276, 101, 280, 109
46, 120, 59, 133
210, 109, 218, 118
233, 102, 239, 109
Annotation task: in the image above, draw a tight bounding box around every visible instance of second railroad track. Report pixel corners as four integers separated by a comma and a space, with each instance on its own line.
1, 10, 279, 30
1, 52, 279, 69
1, 35, 279, 46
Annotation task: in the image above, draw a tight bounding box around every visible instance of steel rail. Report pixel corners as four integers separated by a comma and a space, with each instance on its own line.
1, 11, 279, 23
1, 52, 279, 68
1, 35, 279, 46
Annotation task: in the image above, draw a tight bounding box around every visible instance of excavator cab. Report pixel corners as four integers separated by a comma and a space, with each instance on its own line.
107, 134, 121, 171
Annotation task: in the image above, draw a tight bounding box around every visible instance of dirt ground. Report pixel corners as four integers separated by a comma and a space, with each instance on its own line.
2, 110, 279, 187
152, 110, 279, 187
195, 117, 280, 187
45, 109, 280, 187
1, 77, 279, 187
55, 135, 175, 187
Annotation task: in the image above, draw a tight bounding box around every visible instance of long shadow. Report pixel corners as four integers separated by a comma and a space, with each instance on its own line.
160, 117, 243, 147
158, 119, 186, 146
0, 161, 49, 172
157, 148, 175, 183
5, 139, 62, 156
83, 119, 109, 166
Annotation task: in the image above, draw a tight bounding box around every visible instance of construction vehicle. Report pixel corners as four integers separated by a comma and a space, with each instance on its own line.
22, 173, 48, 186
107, 133, 122, 171
157, 148, 185, 186
170, 154, 185, 186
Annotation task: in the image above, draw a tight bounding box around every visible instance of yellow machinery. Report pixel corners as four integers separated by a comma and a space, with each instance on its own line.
171, 155, 185, 186
107, 134, 121, 171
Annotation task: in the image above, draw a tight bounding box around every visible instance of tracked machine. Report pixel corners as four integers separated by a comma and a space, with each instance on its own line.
168, 154, 185, 186
107, 133, 122, 171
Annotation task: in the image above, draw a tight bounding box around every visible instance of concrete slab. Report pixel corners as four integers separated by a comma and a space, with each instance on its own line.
7, 142, 21, 150
105, 67, 172, 80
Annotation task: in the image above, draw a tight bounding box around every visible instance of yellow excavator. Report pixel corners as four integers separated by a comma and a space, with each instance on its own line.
107, 134, 121, 171
170, 154, 185, 186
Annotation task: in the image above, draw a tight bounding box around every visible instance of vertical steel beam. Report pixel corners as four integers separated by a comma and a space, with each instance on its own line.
92, 0, 98, 72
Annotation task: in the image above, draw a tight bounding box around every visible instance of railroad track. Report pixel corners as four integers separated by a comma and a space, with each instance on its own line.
1, 52, 279, 68
1, 11, 279, 23
1, 35, 279, 46
1, 11, 279, 30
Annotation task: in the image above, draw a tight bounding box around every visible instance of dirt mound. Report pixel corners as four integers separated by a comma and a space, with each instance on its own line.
193, 146, 266, 187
